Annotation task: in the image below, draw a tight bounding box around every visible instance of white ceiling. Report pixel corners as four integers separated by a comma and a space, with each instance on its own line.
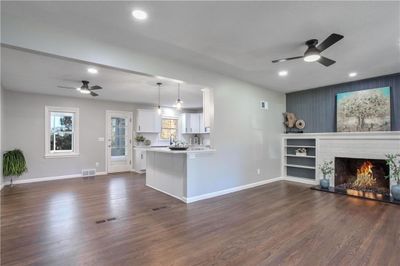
1, 1, 399, 92
1, 47, 204, 108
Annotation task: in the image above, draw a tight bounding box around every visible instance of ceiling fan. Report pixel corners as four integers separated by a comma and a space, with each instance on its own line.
58, 80, 102, 97
272, 33, 344, 67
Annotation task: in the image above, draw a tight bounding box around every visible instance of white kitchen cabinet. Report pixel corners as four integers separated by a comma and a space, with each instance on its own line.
181, 113, 206, 134
199, 113, 205, 133
136, 109, 161, 133
202, 88, 212, 130
190, 113, 200, 133
134, 147, 147, 172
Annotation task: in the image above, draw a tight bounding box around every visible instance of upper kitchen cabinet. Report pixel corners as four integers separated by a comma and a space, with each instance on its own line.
136, 109, 161, 133
202, 88, 213, 130
181, 113, 206, 134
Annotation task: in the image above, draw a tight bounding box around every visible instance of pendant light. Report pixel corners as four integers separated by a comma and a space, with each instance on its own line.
176, 83, 183, 110
156, 82, 162, 115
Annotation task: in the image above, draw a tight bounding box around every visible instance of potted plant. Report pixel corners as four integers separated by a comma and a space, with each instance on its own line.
385, 153, 400, 201
135, 134, 146, 146
3, 149, 28, 186
318, 160, 334, 189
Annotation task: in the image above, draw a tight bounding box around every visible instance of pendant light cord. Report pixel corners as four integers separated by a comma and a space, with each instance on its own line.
178, 83, 181, 101
156, 82, 162, 108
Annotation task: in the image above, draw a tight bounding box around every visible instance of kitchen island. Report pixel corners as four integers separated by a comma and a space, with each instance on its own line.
146, 147, 216, 203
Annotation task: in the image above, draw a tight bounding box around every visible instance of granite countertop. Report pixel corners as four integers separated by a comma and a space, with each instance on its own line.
147, 147, 216, 154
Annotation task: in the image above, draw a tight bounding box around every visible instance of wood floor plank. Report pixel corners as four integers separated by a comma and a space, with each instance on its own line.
1, 172, 399, 266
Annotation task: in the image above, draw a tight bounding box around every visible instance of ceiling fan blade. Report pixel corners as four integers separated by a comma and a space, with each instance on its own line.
57, 85, 77, 90
90, 91, 99, 97
272, 56, 303, 63
90, 85, 102, 90
317, 33, 343, 52
318, 56, 336, 67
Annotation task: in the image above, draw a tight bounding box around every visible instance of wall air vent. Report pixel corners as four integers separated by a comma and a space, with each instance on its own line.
82, 169, 96, 177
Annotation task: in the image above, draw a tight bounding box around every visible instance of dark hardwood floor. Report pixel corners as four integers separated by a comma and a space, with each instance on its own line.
1, 173, 399, 266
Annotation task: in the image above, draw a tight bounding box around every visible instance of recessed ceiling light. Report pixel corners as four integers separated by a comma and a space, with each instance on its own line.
132, 9, 148, 20
87, 68, 98, 74
278, 70, 288, 77
349, 72, 357, 77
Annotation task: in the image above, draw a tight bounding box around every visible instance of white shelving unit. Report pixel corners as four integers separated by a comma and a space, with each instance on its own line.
285, 145, 316, 148
285, 154, 316, 158
282, 136, 317, 183
284, 164, 316, 169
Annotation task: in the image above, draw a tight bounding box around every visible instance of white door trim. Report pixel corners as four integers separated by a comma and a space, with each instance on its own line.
105, 110, 133, 174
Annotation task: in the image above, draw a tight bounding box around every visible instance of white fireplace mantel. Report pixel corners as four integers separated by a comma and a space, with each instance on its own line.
281, 131, 400, 187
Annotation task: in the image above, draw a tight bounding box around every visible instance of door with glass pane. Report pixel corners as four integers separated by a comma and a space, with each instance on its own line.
106, 111, 132, 173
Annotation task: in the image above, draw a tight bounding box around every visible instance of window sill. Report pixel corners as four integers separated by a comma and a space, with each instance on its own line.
44, 152, 80, 159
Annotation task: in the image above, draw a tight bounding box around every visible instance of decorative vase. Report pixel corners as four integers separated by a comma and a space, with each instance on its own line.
320, 177, 330, 189
391, 184, 400, 201
136, 141, 144, 147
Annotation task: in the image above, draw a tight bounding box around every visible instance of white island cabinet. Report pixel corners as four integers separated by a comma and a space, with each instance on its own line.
146, 148, 216, 202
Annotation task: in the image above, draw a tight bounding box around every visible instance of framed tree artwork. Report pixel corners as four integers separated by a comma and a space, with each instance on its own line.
336, 87, 391, 132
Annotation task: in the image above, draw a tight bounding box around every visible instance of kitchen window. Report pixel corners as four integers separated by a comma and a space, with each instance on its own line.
160, 118, 178, 140
45, 106, 79, 158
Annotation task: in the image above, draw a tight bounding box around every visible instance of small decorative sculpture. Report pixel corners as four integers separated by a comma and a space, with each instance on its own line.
283, 113, 306, 133
283, 112, 297, 128
295, 148, 307, 156
295, 119, 306, 129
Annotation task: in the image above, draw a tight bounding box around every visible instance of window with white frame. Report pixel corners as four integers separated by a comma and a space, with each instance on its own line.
45, 106, 79, 157
160, 118, 178, 140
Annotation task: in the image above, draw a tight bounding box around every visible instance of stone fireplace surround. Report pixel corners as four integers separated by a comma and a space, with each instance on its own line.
282, 132, 400, 191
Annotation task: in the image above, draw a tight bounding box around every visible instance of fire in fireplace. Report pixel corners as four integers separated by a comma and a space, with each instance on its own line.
335, 157, 390, 198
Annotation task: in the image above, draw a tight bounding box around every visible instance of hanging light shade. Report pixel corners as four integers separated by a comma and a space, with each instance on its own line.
156, 82, 162, 115
176, 83, 183, 110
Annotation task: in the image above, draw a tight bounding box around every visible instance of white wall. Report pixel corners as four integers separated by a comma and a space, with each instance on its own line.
3, 90, 145, 180
0, 85, 3, 188
2, 16, 286, 191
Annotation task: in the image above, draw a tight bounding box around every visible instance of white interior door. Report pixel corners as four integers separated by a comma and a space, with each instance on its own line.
106, 111, 132, 173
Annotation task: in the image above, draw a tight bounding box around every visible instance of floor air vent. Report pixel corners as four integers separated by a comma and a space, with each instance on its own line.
95, 217, 117, 224
152, 206, 167, 211
82, 169, 96, 177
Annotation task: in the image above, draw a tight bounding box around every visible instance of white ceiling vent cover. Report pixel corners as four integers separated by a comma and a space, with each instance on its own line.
82, 169, 96, 177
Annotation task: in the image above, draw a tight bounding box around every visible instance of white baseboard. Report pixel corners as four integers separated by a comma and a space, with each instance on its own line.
146, 183, 186, 202
11, 171, 107, 185
283, 176, 318, 185
183, 177, 283, 203
131, 168, 145, 174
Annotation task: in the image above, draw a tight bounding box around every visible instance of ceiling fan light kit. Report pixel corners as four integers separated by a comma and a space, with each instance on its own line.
272, 33, 344, 67
58, 80, 102, 97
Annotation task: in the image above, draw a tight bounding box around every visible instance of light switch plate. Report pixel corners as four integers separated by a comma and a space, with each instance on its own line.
98, 137, 105, 142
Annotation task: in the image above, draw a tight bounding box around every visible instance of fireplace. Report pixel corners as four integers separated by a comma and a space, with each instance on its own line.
334, 157, 390, 198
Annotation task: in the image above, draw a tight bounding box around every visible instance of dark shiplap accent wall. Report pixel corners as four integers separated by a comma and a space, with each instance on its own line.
286, 73, 400, 133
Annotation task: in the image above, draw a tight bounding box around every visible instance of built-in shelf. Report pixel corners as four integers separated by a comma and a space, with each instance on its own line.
285, 145, 316, 148
285, 164, 316, 170
285, 154, 316, 158
283, 137, 317, 182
